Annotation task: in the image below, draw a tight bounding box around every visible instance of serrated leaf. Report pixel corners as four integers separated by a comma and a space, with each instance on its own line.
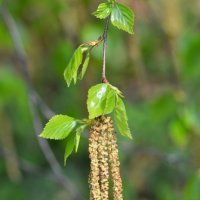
93, 2, 113, 19
111, 3, 134, 34
104, 88, 116, 114
75, 125, 86, 152
79, 51, 90, 80
87, 84, 108, 119
87, 84, 118, 119
40, 115, 76, 140
64, 133, 75, 165
108, 83, 124, 97
114, 98, 132, 139
64, 47, 83, 87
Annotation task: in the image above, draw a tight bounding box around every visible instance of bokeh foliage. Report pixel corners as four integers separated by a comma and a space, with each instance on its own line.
0, 0, 200, 199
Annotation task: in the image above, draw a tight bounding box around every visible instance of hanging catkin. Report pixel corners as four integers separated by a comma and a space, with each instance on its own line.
89, 119, 101, 200
107, 118, 123, 200
98, 116, 109, 200
88, 116, 123, 200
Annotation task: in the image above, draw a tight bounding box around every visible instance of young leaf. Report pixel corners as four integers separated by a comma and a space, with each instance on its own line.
114, 98, 132, 139
64, 47, 83, 87
40, 115, 76, 140
87, 83, 118, 119
104, 88, 116, 114
75, 125, 87, 152
64, 133, 75, 165
78, 51, 90, 80
64, 37, 103, 86
87, 84, 109, 119
108, 83, 124, 97
111, 3, 134, 34
93, 2, 113, 19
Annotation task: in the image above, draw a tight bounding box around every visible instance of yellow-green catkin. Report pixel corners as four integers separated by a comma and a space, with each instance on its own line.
98, 116, 109, 200
89, 119, 101, 200
88, 116, 123, 200
107, 118, 123, 200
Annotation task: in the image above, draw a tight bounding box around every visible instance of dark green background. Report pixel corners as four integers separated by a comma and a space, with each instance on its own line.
0, 0, 200, 199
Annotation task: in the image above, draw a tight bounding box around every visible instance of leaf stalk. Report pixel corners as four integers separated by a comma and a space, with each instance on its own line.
102, 15, 110, 83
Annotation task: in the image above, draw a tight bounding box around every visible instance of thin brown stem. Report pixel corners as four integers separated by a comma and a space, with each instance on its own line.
102, 15, 110, 83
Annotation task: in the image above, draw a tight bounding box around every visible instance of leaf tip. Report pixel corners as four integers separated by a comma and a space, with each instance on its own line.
64, 71, 71, 87
128, 134, 133, 140
92, 11, 97, 17
64, 158, 67, 166
129, 30, 134, 35
64, 152, 70, 166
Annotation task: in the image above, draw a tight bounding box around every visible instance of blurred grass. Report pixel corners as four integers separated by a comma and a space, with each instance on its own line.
0, 0, 200, 199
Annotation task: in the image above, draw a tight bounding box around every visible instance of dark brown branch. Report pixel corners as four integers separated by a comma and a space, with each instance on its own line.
102, 15, 110, 83
0, 6, 84, 200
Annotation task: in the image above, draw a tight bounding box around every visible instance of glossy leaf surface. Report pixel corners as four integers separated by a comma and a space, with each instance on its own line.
64, 47, 83, 87
79, 51, 90, 80
40, 115, 76, 140
64, 133, 75, 165
87, 83, 117, 119
114, 97, 132, 139
75, 125, 86, 152
104, 88, 116, 114
93, 2, 113, 19
111, 3, 134, 34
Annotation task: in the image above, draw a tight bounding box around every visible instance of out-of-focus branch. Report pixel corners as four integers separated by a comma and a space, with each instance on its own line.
122, 143, 186, 166
0, 110, 22, 183
31, 90, 55, 119
0, 5, 84, 200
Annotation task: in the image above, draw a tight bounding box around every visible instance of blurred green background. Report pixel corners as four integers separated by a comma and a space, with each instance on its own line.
0, 0, 200, 199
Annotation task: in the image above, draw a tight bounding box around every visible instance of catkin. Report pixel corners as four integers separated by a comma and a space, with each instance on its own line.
98, 116, 109, 200
88, 116, 123, 200
107, 118, 123, 200
89, 120, 101, 200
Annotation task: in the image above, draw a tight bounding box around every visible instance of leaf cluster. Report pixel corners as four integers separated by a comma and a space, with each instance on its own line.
64, 1, 134, 87
64, 37, 103, 87
40, 0, 134, 165
93, 1, 134, 34
40, 82, 132, 164
40, 115, 89, 165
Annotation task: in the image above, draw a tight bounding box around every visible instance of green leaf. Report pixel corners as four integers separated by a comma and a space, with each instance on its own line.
108, 83, 124, 97
64, 47, 83, 87
93, 2, 113, 19
75, 125, 86, 152
170, 120, 188, 148
64, 133, 75, 165
184, 171, 200, 200
114, 98, 132, 139
87, 84, 108, 119
79, 51, 90, 80
40, 115, 76, 140
87, 83, 117, 119
104, 88, 116, 114
111, 3, 134, 34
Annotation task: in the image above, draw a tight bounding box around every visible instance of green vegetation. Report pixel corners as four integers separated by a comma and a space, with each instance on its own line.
0, 0, 200, 199
40, 1, 134, 198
